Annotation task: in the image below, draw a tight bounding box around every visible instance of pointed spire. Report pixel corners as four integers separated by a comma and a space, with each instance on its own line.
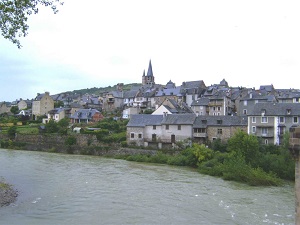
146, 60, 153, 77
142, 69, 145, 77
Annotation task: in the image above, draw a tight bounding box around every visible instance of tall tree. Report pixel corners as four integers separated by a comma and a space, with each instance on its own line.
0, 0, 63, 48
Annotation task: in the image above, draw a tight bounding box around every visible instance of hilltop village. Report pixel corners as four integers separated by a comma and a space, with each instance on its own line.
1, 60, 300, 148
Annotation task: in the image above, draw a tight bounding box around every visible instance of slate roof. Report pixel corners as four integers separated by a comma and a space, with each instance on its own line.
248, 102, 300, 116
193, 115, 248, 128
191, 97, 210, 106
161, 114, 196, 125
70, 109, 101, 119
146, 60, 153, 77
126, 114, 163, 127
156, 87, 181, 97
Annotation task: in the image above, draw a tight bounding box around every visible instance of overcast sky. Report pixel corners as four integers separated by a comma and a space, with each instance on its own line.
1, 0, 299, 102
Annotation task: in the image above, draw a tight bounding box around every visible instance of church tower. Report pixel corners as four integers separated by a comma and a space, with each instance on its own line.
142, 60, 155, 85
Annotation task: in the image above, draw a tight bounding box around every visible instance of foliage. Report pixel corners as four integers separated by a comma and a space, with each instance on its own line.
54, 101, 64, 108
65, 136, 76, 146
0, 0, 64, 48
45, 119, 59, 133
227, 129, 259, 165
10, 106, 19, 114
7, 126, 17, 137
210, 138, 227, 153
192, 143, 214, 165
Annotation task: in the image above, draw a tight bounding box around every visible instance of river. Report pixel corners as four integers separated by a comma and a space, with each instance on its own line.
0, 149, 295, 225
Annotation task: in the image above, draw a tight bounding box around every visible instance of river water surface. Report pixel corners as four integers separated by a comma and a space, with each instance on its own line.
0, 149, 295, 225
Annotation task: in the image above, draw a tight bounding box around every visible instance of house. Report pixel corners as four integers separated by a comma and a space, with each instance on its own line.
191, 97, 210, 116
152, 98, 193, 115
17, 99, 32, 110
180, 80, 206, 107
126, 114, 163, 147
127, 113, 196, 149
248, 102, 300, 145
32, 92, 54, 119
70, 108, 103, 124
0, 102, 11, 114
237, 90, 277, 116
193, 115, 247, 144
43, 107, 71, 123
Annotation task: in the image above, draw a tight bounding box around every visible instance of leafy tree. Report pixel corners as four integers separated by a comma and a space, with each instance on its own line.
57, 118, 69, 134
0, 0, 64, 48
45, 119, 58, 133
10, 106, 19, 114
54, 101, 64, 108
227, 129, 259, 165
7, 125, 17, 137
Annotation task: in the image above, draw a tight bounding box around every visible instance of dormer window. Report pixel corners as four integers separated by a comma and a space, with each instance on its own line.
261, 109, 266, 116
287, 109, 291, 114
202, 120, 207, 124
217, 119, 222, 124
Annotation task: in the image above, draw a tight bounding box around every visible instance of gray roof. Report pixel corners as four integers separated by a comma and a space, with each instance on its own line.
146, 60, 153, 77
70, 108, 101, 119
127, 114, 163, 127
156, 87, 181, 97
193, 115, 247, 128
161, 114, 196, 125
248, 102, 300, 116
191, 97, 210, 106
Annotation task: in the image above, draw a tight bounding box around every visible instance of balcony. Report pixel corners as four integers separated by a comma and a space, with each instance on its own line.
208, 102, 222, 107
193, 133, 207, 138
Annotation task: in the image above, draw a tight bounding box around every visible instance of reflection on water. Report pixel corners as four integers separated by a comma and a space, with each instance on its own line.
0, 149, 295, 225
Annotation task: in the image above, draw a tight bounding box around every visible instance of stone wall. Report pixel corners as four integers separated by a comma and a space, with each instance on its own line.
0, 133, 158, 156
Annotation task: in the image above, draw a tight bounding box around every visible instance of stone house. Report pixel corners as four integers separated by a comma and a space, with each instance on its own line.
127, 114, 163, 147
193, 115, 248, 144
70, 108, 104, 124
32, 92, 54, 119
190, 97, 210, 116
44, 107, 71, 123
127, 113, 196, 149
17, 99, 32, 110
0, 102, 11, 114
152, 98, 193, 115
248, 102, 300, 145
180, 80, 206, 107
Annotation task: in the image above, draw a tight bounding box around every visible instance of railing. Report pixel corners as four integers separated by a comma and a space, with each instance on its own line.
193, 133, 207, 138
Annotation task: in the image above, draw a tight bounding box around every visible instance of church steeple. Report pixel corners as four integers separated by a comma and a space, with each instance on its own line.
142, 60, 155, 85
146, 60, 153, 77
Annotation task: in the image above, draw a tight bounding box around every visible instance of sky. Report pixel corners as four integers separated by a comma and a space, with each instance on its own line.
1, 0, 300, 102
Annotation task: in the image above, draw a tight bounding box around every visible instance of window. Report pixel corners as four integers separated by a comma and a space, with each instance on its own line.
262, 127, 268, 135
287, 109, 291, 114
138, 133, 142, 138
153, 125, 156, 130
152, 134, 156, 142
178, 125, 181, 130
243, 100, 247, 106
293, 117, 298, 123
213, 107, 216, 111
279, 117, 285, 123
130, 133, 134, 138
252, 126, 256, 133
261, 117, 268, 123
166, 125, 169, 130
217, 129, 222, 134
243, 109, 247, 115
252, 117, 256, 123
265, 139, 268, 145
217, 120, 222, 124
217, 107, 221, 111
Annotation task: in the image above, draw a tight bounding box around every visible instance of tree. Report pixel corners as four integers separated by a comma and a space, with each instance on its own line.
227, 129, 259, 165
0, 0, 63, 48
10, 106, 19, 114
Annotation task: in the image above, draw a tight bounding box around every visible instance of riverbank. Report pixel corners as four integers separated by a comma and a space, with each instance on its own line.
0, 181, 18, 207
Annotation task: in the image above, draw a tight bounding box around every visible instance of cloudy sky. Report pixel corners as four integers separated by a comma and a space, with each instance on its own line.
1, 0, 299, 102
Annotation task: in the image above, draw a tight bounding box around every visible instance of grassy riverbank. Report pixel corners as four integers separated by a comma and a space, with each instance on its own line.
0, 180, 18, 207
